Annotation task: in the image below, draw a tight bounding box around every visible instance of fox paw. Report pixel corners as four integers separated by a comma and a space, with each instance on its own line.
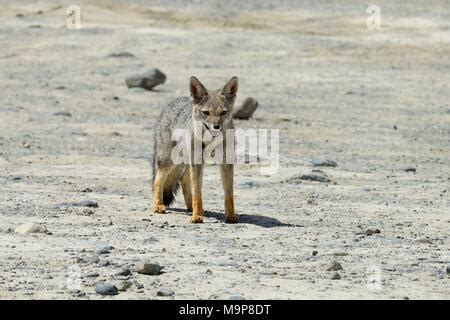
189, 215, 203, 223
225, 215, 238, 224
153, 204, 166, 214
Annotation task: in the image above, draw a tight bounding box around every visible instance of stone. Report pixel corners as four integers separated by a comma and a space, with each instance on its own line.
108, 52, 135, 58
285, 171, 330, 184
403, 167, 416, 173
135, 262, 164, 275
446, 265, 450, 275
116, 281, 132, 292
98, 259, 110, 267
365, 228, 381, 236
85, 272, 99, 278
312, 159, 337, 167
77, 256, 100, 264
95, 244, 113, 255
331, 272, 341, 280
156, 288, 174, 297
15, 222, 48, 234
61, 200, 98, 208
125, 69, 166, 90
95, 283, 118, 296
233, 97, 258, 120
53, 111, 72, 117
326, 261, 343, 271
116, 268, 132, 277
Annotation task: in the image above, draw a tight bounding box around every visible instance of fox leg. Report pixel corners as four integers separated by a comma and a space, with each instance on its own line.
220, 164, 237, 223
152, 166, 171, 213
181, 166, 192, 212
189, 164, 203, 223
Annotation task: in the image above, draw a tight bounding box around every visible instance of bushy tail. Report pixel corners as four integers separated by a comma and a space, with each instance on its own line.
152, 156, 183, 206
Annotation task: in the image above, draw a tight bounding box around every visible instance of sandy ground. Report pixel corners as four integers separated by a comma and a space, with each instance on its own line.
0, 0, 449, 299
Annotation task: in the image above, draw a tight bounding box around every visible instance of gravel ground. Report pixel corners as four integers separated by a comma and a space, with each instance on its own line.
0, 0, 449, 299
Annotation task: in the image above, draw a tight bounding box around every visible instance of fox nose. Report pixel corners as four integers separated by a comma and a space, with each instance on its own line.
213, 124, 221, 130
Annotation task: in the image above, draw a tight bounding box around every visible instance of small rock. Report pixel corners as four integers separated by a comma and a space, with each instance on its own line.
206, 269, 213, 275
98, 259, 110, 267
77, 256, 100, 264
125, 69, 166, 90
446, 265, 450, 274
285, 172, 330, 184
312, 159, 337, 167
95, 283, 118, 296
85, 272, 100, 278
108, 52, 135, 58
365, 228, 381, 236
95, 244, 113, 255
116, 268, 132, 277
312, 250, 318, 256
135, 262, 164, 275
331, 272, 341, 280
53, 111, 72, 117
116, 281, 132, 292
235, 178, 264, 189
403, 167, 416, 173
156, 288, 174, 297
233, 97, 258, 120
61, 200, 98, 208
326, 261, 343, 271
15, 222, 48, 234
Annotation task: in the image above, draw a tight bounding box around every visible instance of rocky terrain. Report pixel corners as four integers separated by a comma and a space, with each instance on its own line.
0, 0, 449, 299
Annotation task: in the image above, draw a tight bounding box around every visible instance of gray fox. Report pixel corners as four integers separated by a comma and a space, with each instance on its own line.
152, 76, 239, 223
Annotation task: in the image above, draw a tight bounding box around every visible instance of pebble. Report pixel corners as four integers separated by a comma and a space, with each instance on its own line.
116, 281, 132, 292
135, 262, 164, 275
403, 167, 416, 173
108, 52, 135, 58
125, 69, 166, 90
85, 272, 100, 278
365, 228, 381, 236
312, 159, 338, 167
446, 265, 450, 274
233, 97, 258, 120
95, 283, 118, 296
235, 178, 264, 189
95, 244, 113, 255
61, 200, 98, 208
77, 256, 100, 264
285, 171, 330, 184
330, 272, 341, 280
15, 222, 48, 234
116, 268, 132, 276
53, 111, 72, 117
326, 261, 343, 271
157, 288, 174, 297
98, 258, 110, 267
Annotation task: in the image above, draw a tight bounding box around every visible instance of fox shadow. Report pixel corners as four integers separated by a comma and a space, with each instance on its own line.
169, 208, 294, 228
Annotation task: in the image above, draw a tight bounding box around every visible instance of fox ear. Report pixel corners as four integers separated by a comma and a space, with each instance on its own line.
190, 76, 207, 103
222, 76, 238, 99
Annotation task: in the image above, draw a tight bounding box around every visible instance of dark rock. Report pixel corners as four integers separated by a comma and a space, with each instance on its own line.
53, 111, 72, 117
285, 171, 330, 184
312, 159, 337, 167
446, 265, 450, 275
365, 228, 381, 236
403, 167, 416, 173
85, 272, 100, 278
125, 69, 166, 90
95, 283, 118, 296
116, 268, 132, 277
108, 52, 135, 58
95, 244, 113, 255
135, 262, 164, 275
326, 261, 343, 271
61, 200, 98, 208
331, 272, 341, 280
233, 97, 258, 120
157, 288, 174, 297
312, 250, 318, 256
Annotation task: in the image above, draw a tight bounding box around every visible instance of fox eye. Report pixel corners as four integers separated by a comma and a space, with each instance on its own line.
201, 110, 210, 116
220, 110, 228, 116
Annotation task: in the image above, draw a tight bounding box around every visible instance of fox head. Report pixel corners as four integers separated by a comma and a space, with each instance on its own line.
189, 76, 238, 137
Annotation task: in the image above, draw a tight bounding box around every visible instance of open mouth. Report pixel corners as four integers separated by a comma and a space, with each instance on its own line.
202, 122, 220, 137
